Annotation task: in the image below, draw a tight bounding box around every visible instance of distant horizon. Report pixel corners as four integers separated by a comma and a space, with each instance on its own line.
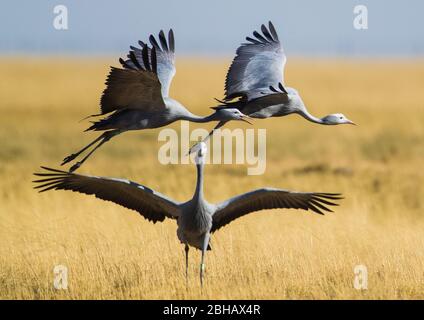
1, 53, 422, 60
2, 0, 424, 57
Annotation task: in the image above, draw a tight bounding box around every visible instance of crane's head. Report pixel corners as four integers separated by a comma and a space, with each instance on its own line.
213, 107, 253, 124
321, 113, 356, 125
287, 87, 356, 126
192, 142, 208, 164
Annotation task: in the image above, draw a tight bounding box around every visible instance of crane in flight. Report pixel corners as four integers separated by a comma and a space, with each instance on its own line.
34, 143, 342, 287
61, 29, 251, 172
190, 21, 355, 152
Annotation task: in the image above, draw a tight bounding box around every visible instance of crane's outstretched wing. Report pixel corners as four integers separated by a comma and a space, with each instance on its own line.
33, 167, 180, 223
225, 21, 286, 101
100, 29, 175, 115
211, 188, 342, 232
121, 29, 176, 98
100, 63, 164, 114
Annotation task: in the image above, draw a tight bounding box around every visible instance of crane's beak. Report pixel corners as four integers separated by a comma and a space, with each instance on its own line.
346, 120, 357, 125
240, 114, 253, 125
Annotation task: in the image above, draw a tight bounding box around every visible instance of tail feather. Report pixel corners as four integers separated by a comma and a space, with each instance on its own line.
78, 113, 104, 123
84, 116, 116, 131
210, 96, 245, 111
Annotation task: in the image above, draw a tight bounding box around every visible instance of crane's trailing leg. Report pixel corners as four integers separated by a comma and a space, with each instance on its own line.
185, 243, 189, 287
68, 130, 121, 172
62, 130, 122, 172
200, 232, 210, 289
61, 133, 104, 165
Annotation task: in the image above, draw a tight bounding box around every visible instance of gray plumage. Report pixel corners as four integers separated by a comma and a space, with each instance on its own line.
225, 21, 285, 102
61, 29, 251, 172
34, 143, 342, 287
197, 21, 355, 148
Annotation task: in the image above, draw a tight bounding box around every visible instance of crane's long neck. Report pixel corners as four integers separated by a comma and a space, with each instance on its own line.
299, 109, 325, 124
193, 162, 204, 201
181, 112, 220, 123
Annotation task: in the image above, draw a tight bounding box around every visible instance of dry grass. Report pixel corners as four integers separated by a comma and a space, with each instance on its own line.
0, 57, 424, 299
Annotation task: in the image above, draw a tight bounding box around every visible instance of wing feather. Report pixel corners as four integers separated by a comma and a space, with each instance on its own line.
168, 29, 175, 53
33, 167, 180, 223
268, 21, 279, 41
158, 30, 169, 51
261, 23, 275, 42
212, 188, 342, 232
149, 35, 161, 50
122, 30, 176, 97
225, 21, 286, 101
100, 66, 164, 114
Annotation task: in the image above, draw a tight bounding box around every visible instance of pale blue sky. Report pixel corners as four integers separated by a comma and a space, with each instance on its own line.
1, 0, 423, 56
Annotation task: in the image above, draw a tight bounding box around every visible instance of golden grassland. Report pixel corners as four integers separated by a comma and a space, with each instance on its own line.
0, 57, 424, 299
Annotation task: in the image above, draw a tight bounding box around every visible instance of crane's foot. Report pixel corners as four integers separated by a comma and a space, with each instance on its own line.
61, 154, 78, 166
69, 162, 81, 172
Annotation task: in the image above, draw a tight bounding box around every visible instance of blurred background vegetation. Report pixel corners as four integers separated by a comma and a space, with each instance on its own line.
0, 58, 423, 299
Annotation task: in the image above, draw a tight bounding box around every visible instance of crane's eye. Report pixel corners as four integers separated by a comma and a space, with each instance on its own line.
339, 116, 343, 119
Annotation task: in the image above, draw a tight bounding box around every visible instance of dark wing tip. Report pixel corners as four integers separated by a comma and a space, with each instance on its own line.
245, 36, 261, 45
151, 46, 157, 74
261, 23, 274, 42
269, 85, 278, 92
168, 29, 175, 52
129, 51, 144, 70
158, 30, 169, 51
252, 30, 267, 43
278, 82, 288, 94
119, 57, 134, 70
149, 34, 161, 50
33, 167, 68, 192
268, 21, 279, 41
315, 193, 344, 200
309, 199, 334, 213
141, 45, 151, 71
307, 202, 325, 215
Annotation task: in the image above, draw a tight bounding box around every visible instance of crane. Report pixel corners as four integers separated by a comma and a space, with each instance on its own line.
61, 29, 251, 172
35, 143, 342, 287
190, 21, 355, 152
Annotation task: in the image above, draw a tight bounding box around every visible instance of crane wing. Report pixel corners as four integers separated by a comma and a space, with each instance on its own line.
33, 167, 180, 223
100, 64, 165, 114
121, 29, 176, 98
211, 188, 342, 232
225, 21, 286, 101
100, 29, 175, 115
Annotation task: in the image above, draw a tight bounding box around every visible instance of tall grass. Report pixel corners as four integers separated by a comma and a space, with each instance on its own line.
0, 58, 423, 299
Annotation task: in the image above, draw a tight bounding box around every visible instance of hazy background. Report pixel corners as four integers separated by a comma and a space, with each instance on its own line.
1, 0, 424, 300
1, 0, 423, 57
